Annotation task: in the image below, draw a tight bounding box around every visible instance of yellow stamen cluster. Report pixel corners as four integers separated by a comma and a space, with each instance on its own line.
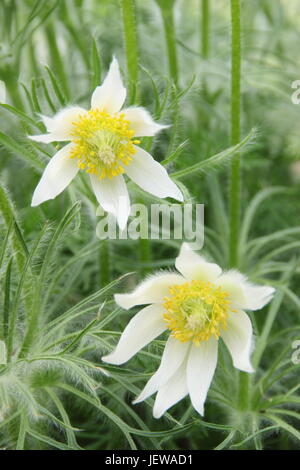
69, 110, 140, 179
163, 280, 230, 345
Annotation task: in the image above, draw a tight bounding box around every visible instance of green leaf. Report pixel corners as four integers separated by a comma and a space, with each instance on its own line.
0, 103, 43, 131
239, 186, 288, 257
44, 273, 132, 335
231, 425, 278, 449
44, 65, 67, 106
253, 260, 297, 368
3, 257, 12, 340
161, 140, 188, 165
0, 131, 45, 171
267, 414, 300, 442
7, 224, 48, 360
45, 23, 69, 100
91, 38, 102, 89
40, 77, 57, 113
58, 383, 137, 449
0, 219, 13, 269
0, 184, 29, 272
20, 203, 81, 356
31, 78, 42, 113
26, 429, 75, 450
171, 128, 255, 179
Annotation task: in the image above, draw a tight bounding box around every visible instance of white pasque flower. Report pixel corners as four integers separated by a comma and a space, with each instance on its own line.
29, 57, 183, 229
102, 243, 275, 418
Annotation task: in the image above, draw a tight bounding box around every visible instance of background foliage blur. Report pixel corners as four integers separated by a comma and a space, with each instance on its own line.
0, 0, 300, 450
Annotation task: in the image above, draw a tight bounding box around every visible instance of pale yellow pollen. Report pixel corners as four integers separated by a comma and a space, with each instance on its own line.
68, 109, 138, 179
163, 280, 230, 346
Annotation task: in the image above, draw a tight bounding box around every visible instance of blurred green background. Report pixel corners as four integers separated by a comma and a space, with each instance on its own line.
0, 0, 299, 450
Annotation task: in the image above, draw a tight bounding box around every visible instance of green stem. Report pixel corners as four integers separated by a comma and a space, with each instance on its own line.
120, 0, 139, 104
200, 0, 210, 58
120, 0, 151, 276
199, 0, 210, 109
157, 0, 178, 86
139, 222, 151, 277
229, 0, 248, 412
229, 0, 241, 268
99, 241, 110, 287
238, 371, 249, 411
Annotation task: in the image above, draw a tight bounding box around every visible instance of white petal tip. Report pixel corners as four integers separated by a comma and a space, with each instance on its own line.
132, 397, 142, 405
101, 353, 127, 366
194, 406, 204, 416
31, 196, 43, 207
28, 134, 53, 143
235, 363, 255, 373
174, 190, 184, 202
132, 390, 150, 405
164, 188, 184, 202
152, 123, 170, 135
31, 195, 50, 207
153, 410, 163, 419
101, 354, 117, 364
117, 219, 127, 231
167, 185, 184, 202
114, 293, 130, 309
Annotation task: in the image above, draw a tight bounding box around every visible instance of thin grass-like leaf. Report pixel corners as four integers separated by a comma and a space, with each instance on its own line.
171, 128, 255, 179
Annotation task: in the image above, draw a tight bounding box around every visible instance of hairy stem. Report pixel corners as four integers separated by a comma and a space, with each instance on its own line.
238, 372, 250, 411
228, 0, 248, 412
200, 0, 210, 58
229, 0, 241, 268
120, 0, 151, 275
120, 0, 139, 104
157, 0, 178, 86
99, 241, 110, 288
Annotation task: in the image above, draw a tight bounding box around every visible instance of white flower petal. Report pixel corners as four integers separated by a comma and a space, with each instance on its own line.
102, 304, 166, 365
153, 356, 189, 419
114, 272, 185, 310
186, 338, 218, 416
31, 143, 78, 206
0, 80, 6, 104
29, 107, 86, 143
91, 57, 126, 113
221, 310, 254, 373
175, 242, 222, 282
29, 134, 59, 144
125, 146, 183, 201
90, 174, 130, 230
133, 337, 190, 404
122, 107, 168, 137
215, 270, 275, 311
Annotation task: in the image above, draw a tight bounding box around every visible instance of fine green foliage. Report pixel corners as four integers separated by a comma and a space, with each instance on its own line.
0, 0, 299, 450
